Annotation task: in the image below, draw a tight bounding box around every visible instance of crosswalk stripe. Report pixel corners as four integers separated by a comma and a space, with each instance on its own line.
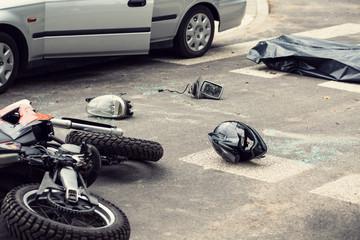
154, 23, 360, 66
318, 81, 360, 94
179, 148, 314, 183
230, 69, 360, 94
310, 174, 360, 204
294, 23, 360, 39
230, 65, 287, 78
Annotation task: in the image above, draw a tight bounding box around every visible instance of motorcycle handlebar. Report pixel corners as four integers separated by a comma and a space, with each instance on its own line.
50, 118, 123, 136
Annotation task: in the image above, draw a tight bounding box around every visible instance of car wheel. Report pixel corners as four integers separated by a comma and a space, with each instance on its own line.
174, 5, 215, 58
0, 33, 19, 94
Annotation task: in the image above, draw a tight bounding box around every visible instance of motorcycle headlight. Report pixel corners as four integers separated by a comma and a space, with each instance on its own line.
86, 95, 133, 119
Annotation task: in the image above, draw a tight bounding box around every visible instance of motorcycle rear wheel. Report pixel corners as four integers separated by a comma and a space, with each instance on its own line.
1, 184, 130, 240
66, 131, 164, 162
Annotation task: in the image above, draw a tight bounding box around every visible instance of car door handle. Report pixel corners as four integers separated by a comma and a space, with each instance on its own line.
128, 0, 146, 7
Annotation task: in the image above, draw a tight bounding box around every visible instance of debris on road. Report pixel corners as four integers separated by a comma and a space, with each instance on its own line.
208, 121, 267, 163
246, 35, 360, 81
86, 95, 133, 119
158, 76, 223, 100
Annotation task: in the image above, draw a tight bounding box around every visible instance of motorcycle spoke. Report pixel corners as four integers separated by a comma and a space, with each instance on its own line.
85, 215, 107, 227
31, 202, 64, 222
31, 201, 106, 227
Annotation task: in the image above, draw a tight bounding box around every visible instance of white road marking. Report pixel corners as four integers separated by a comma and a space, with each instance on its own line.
154, 23, 360, 66
310, 174, 360, 204
230, 65, 288, 78
180, 148, 314, 183
318, 81, 360, 94
294, 23, 360, 39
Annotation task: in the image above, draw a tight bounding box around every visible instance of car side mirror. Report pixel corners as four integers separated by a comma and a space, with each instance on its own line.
189, 77, 223, 99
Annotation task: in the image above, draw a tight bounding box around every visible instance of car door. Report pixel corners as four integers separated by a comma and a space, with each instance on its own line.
43, 0, 153, 58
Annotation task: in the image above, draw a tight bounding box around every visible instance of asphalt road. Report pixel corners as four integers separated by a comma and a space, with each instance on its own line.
1, 0, 360, 239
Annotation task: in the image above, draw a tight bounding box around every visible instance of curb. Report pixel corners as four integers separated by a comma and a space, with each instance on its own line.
213, 0, 269, 44
252, 0, 270, 27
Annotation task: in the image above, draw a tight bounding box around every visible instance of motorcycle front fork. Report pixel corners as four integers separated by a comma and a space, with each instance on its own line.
36, 167, 98, 206
60, 166, 79, 203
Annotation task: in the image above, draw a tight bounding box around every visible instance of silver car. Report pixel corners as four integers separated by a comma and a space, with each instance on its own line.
0, 0, 246, 93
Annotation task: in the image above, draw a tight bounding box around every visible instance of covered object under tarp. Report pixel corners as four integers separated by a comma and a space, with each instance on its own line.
246, 35, 360, 82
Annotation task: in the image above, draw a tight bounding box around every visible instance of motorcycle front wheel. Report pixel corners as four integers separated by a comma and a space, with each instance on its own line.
1, 184, 130, 240
66, 131, 164, 162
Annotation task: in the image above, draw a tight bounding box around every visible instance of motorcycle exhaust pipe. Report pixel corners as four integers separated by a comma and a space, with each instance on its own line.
0, 153, 20, 168
50, 118, 123, 136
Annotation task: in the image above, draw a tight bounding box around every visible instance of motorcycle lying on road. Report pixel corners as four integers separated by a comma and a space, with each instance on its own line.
0, 99, 163, 240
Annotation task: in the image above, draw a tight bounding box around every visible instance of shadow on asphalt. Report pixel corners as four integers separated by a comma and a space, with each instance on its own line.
8, 49, 178, 92
16, 48, 176, 79
98, 160, 167, 183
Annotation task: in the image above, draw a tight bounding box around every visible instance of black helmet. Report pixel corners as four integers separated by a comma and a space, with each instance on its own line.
208, 121, 267, 163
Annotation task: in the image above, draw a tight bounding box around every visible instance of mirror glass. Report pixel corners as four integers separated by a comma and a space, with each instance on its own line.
200, 81, 223, 99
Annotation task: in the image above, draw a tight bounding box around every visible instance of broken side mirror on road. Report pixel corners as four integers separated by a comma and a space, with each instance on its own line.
158, 76, 224, 100
189, 76, 224, 100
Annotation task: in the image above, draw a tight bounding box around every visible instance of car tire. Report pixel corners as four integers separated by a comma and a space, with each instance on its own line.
0, 33, 19, 94
174, 5, 215, 58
